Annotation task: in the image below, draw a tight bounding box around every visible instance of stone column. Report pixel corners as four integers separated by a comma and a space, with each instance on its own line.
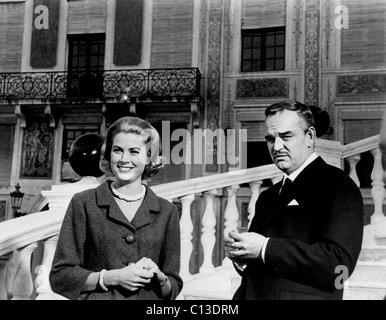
0, 252, 13, 300
11, 242, 38, 300
199, 189, 218, 274
370, 148, 386, 224
222, 185, 240, 267
179, 194, 195, 281
248, 180, 263, 228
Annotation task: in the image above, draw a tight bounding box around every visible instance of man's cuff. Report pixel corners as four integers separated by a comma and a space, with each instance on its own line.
261, 237, 270, 263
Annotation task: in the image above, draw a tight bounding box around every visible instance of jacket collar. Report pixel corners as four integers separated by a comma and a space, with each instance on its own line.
257, 157, 327, 232
95, 181, 161, 230
276, 156, 327, 207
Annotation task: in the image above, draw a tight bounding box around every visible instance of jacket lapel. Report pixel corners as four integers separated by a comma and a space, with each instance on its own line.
253, 182, 282, 232
131, 186, 160, 230
289, 157, 326, 207
257, 157, 326, 232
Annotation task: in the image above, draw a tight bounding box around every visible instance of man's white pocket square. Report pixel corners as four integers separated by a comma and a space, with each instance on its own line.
288, 199, 299, 206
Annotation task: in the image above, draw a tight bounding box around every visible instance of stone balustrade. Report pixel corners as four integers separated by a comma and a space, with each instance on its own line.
0, 135, 385, 300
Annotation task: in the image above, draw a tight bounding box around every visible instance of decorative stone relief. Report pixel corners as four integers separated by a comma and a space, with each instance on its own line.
236, 78, 289, 98
325, 78, 335, 139
304, 0, 320, 106
223, 83, 233, 130
293, 80, 298, 101
223, 0, 232, 74
206, 0, 224, 173
293, 0, 303, 69
199, 0, 208, 74
337, 74, 386, 95
323, 0, 333, 67
20, 122, 54, 179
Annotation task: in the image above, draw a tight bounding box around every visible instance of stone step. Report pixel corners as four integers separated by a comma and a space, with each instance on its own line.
344, 281, 386, 300
359, 246, 386, 261
183, 290, 233, 300
350, 261, 386, 283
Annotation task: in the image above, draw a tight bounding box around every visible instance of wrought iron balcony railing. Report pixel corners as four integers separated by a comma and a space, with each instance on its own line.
0, 68, 202, 103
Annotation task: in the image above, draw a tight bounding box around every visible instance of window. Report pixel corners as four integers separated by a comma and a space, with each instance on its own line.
145, 120, 190, 186
239, 119, 274, 187
343, 119, 382, 188
241, 27, 285, 72
67, 34, 105, 98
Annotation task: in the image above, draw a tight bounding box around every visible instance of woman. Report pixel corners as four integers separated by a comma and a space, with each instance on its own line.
49, 117, 183, 300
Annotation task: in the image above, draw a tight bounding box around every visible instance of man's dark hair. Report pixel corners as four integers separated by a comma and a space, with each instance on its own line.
265, 100, 314, 131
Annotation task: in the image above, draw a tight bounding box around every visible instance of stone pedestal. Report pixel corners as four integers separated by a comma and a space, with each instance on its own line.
41, 176, 102, 212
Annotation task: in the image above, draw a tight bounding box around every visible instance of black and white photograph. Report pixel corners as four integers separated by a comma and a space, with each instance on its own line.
0, 0, 385, 308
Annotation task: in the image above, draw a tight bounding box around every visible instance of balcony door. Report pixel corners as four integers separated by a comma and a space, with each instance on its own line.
67, 34, 105, 98
145, 116, 191, 186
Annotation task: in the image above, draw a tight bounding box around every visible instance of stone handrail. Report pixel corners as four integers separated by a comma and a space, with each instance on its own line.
342, 135, 380, 159
0, 164, 282, 257
0, 163, 284, 300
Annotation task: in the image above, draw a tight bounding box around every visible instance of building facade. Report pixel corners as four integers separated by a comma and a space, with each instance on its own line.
0, 0, 385, 229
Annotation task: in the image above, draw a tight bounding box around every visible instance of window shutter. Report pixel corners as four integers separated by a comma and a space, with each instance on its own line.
0, 2, 24, 72
341, 0, 386, 68
67, 0, 106, 34
241, 121, 266, 141
30, 0, 59, 69
343, 119, 382, 144
241, 0, 287, 29
151, 0, 194, 68
113, 0, 143, 66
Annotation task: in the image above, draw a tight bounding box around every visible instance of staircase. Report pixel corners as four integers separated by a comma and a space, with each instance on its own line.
181, 246, 386, 300
1, 135, 386, 300
343, 222, 386, 300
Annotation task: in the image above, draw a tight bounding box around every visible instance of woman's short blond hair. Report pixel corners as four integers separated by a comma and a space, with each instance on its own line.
99, 116, 163, 179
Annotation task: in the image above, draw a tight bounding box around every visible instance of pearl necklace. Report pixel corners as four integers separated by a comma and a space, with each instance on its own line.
110, 183, 146, 202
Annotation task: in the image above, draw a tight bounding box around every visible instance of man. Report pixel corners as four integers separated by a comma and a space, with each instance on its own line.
225, 100, 363, 300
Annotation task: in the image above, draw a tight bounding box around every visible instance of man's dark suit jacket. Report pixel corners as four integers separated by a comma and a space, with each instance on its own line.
233, 157, 364, 300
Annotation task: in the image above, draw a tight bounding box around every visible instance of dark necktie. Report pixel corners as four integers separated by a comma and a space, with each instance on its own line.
278, 178, 292, 200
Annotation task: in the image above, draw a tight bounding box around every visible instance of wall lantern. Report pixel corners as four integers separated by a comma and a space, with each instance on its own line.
10, 183, 25, 218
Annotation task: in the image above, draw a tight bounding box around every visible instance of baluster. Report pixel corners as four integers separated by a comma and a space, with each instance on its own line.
35, 236, 64, 300
370, 148, 386, 224
248, 180, 263, 229
0, 253, 13, 300
11, 242, 38, 300
199, 189, 218, 275
347, 154, 361, 187
223, 185, 240, 267
179, 194, 195, 281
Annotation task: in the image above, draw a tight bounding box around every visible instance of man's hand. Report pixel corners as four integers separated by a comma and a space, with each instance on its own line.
224, 230, 267, 263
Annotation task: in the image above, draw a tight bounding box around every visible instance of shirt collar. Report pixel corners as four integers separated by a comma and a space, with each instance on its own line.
286, 152, 319, 182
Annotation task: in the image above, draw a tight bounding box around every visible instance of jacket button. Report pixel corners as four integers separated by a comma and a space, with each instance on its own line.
125, 235, 135, 244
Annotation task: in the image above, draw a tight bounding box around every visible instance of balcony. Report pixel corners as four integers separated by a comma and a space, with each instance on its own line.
1, 135, 386, 300
0, 68, 203, 105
